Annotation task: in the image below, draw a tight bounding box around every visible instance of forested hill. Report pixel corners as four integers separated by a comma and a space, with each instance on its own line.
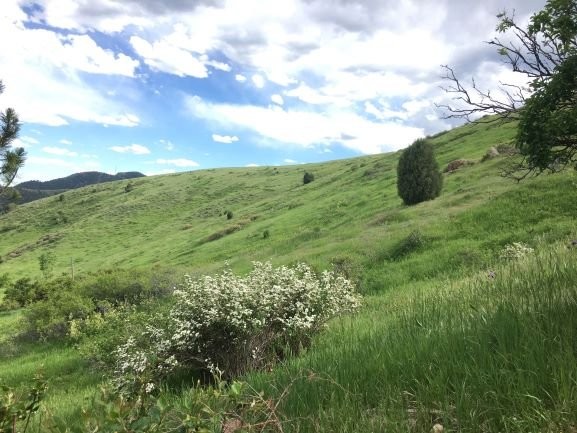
18, 171, 145, 191
10, 171, 145, 204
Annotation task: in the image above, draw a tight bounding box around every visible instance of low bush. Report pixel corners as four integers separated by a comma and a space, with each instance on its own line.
113, 262, 360, 393
3, 278, 45, 308
25, 289, 93, 339
389, 230, 427, 260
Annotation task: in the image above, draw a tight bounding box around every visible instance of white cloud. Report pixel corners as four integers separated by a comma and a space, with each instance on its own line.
212, 134, 239, 144
42, 146, 78, 157
13, 136, 39, 148
156, 158, 199, 167
0, 11, 140, 127
235, 74, 247, 82
110, 144, 151, 155
159, 139, 175, 150
251, 74, 266, 89
283, 158, 297, 164
205, 58, 231, 72
186, 95, 423, 154
145, 168, 177, 176
271, 94, 284, 105
130, 36, 208, 78
246, 163, 259, 167
59, 139, 73, 145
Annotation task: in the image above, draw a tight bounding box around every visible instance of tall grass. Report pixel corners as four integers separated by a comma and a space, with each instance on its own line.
247, 244, 577, 432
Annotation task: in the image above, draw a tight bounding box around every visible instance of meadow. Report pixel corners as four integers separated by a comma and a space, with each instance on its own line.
1, 119, 576, 432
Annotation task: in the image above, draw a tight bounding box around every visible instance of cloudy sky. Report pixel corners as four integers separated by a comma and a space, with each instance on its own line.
1, 0, 545, 182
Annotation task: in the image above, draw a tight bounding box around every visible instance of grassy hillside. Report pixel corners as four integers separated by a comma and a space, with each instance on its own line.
1, 119, 577, 432
2, 120, 572, 287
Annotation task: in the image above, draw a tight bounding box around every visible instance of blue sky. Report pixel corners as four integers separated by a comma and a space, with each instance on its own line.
1, 0, 545, 182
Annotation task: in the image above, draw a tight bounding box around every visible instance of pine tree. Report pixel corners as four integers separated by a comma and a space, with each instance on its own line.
397, 138, 443, 205
0, 80, 25, 195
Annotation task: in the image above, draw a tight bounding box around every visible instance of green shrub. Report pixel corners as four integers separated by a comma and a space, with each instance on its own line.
81, 376, 285, 433
303, 171, 315, 184
397, 138, 443, 205
3, 278, 44, 308
79, 269, 174, 306
225, 210, 233, 220
25, 289, 92, 339
389, 230, 427, 260
113, 262, 360, 392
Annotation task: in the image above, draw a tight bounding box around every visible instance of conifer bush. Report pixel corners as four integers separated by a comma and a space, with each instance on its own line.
397, 138, 443, 205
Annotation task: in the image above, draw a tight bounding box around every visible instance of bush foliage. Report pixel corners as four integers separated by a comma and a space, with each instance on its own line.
397, 138, 443, 205
113, 262, 360, 393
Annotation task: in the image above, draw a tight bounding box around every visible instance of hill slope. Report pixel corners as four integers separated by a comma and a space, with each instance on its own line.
0, 120, 574, 288
1, 119, 577, 432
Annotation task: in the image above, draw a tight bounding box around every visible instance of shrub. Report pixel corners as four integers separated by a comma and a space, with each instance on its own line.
389, 230, 427, 260
499, 242, 534, 260
113, 262, 360, 392
226, 210, 233, 220
397, 138, 443, 205
82, 376, 286, 433
262, 229, 270, 239
3, 278, 44, 308
303, 171, 315, 184
25, 288, 93, 339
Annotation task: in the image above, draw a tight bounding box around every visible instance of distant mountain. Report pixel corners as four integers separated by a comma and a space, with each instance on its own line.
8, 171, 145, 205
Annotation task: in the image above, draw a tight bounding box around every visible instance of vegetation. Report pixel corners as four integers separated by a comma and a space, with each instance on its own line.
5, 171, 145, 206
303, 171, 315, 184
397, 138, 443, 205
0, 115, 576, 432
0, 80, 25, 196
439, 0, 577, 178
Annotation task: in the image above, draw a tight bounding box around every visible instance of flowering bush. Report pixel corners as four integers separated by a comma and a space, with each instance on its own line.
499, 242, 534, 260
113, 262, 360, 393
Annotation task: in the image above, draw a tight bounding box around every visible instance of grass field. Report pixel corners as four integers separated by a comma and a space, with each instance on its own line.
1, 119, 576, 432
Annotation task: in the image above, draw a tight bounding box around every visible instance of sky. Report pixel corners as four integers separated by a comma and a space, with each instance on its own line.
0, 0, 546, 183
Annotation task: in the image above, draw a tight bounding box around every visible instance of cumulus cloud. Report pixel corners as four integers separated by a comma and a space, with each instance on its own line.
130, 36, 208, 78
0, 8, 140, 127
42, 146, 78, 157
251, 74, 266, 88
110, 144, 151, 155
186, 95, 423, 154
212, 134, 239, 144
235, 74, 247, 82
59, 139, 73, 145
271, 94, 284, 105
13, 136, 39, 148
156, 158, 199, 167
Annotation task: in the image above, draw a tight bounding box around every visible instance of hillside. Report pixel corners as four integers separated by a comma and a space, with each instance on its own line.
1, 119, 577, 432
4, 171, 145, 206
0, 121, 574, 285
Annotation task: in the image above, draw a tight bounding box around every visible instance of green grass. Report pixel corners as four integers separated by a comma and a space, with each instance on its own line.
1, 119, 577, 431
241, 245, 577, 432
